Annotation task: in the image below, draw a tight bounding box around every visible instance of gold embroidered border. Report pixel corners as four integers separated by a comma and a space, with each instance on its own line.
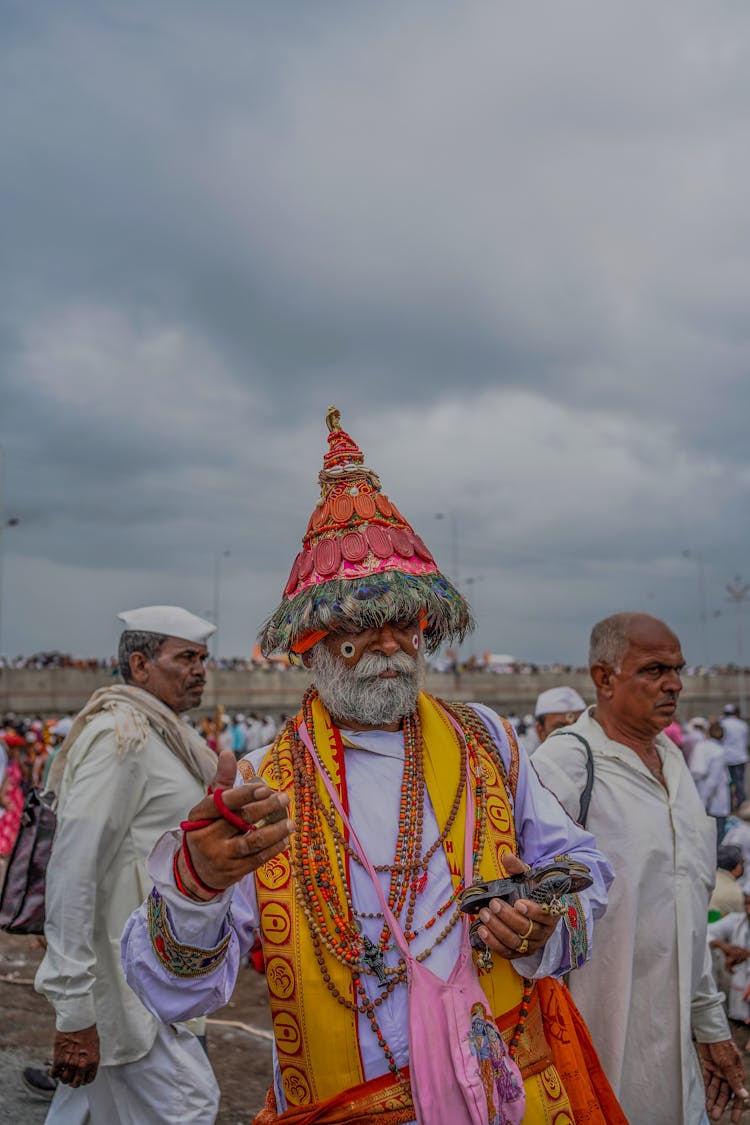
147, 888, 232, 978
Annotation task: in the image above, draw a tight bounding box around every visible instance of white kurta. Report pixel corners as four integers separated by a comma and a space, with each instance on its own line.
721, 716, 749, 767
690, 738, 731, 816
36, 711, 208, 1064
532, 707, 727, 1125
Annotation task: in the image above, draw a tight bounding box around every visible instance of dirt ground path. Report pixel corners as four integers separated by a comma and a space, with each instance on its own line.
0, 931, 273, 1125
5, 927, 750, 1124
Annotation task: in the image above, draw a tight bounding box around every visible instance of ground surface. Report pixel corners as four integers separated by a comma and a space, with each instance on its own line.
0, 931, 273, 1125
4, 928, 750, 1124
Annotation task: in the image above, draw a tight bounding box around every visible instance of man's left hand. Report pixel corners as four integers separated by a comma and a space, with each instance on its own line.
697, 1039, 748, 1122
473, 853, 562, 960
50, 1024, 100, 1087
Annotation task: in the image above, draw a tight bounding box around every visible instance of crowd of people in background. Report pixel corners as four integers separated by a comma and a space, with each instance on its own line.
4, 648, 750, 676
0, 708, 282, 878
0, 653, 119, 671
2, 698, 748, 878
515, 695, 749, 825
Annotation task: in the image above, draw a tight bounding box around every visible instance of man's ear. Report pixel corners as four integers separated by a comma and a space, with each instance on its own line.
590, 662, 615, 697
128, 652, 150, 685
300, 650, 313, 670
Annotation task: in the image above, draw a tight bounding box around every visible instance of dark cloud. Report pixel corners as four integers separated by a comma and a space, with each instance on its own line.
1, 1, 749, 662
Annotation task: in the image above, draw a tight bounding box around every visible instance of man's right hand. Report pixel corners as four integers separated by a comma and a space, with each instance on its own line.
180, 751, 293, 895
50, 1024, 100, 1086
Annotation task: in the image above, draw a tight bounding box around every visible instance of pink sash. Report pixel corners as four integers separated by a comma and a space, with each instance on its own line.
298, 713, 525, 1125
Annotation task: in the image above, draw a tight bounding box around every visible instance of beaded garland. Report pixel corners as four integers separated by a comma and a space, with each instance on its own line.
296, 695, 474, 952
508, 979, 535, 1059
278, 687, 541, 1086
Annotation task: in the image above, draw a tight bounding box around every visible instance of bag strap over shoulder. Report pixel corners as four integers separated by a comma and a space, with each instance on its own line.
546, 732, 594, 828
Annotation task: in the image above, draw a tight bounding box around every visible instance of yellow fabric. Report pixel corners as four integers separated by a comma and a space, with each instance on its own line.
254, 693, 574, 1120
254, 706, 362, 1108
417, 695, 523, 1019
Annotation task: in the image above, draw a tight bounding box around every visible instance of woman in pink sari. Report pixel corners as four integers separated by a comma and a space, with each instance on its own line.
0, 734, 26, 875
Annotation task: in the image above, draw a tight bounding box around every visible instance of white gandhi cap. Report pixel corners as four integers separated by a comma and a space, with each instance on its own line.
117, 605, 216, 645
534, 686, 587, 717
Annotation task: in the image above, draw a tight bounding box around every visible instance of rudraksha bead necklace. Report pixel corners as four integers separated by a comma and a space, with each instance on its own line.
283, 688, 495, 1083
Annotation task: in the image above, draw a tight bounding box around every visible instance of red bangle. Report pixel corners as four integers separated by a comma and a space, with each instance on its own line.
180, 834, 223, 897
173, 850, 218, 902
173, 850, 193, 898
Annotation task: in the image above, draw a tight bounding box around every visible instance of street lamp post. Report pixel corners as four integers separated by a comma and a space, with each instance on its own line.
0, 518, 19, 658
0, 445, 20, 657
683, 549, 709, 666
726, 577, 750, 715
463, 575, 483, 662
434, 512, 459, 586
435, 512, 461, 671
212, 550, 231, 658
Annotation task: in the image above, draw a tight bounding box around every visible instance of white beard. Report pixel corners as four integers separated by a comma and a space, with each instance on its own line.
310, 643, 425, 727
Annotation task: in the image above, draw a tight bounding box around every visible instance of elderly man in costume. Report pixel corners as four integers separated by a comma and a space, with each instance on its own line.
533, 612, 748, 1125
122, 409, 622, 1124
36, 606, 220, 1124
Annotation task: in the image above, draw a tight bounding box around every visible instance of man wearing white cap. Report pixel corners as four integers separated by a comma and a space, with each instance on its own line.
533, 613, 747, 1124
35, 607, 221, 1124
721, 704, 750, 810
532, 687, 587, 746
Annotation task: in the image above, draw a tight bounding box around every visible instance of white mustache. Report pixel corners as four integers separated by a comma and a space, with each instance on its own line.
353, 652, 417, 678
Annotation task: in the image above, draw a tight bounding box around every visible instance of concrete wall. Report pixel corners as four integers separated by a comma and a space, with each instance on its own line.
0, 666, 744, 719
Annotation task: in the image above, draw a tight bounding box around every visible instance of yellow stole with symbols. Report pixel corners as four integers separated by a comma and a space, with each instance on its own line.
249, 693, 572, 1119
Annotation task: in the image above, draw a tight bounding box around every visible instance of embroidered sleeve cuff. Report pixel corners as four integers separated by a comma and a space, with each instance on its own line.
561, 893, 588, 970
514, 893, 589, 979
148, 888, 233, 978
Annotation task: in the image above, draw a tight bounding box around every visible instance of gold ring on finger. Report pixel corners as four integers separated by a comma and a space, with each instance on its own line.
516, 936, 529, 955
520, 918, 534, 940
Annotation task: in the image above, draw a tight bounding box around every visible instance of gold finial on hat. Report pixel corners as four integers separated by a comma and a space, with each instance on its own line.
326, 405, 342, 433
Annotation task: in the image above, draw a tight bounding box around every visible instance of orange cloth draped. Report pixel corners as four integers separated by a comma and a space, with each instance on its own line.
538, 978, 629, 1125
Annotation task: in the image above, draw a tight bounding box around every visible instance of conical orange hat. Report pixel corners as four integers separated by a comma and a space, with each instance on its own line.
258, 407, 473, 655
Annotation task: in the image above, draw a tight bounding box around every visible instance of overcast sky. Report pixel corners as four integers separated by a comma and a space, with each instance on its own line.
1, 1, 749, 666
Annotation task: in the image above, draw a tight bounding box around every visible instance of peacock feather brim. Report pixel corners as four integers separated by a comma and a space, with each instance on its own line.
257, 570, 474, 656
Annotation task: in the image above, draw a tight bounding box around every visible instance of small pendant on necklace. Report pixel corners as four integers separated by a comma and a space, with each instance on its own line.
477, 945, 494, 973
360, 934, 389, 985
469, 919, 494, 972
411, 871, 428, 895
